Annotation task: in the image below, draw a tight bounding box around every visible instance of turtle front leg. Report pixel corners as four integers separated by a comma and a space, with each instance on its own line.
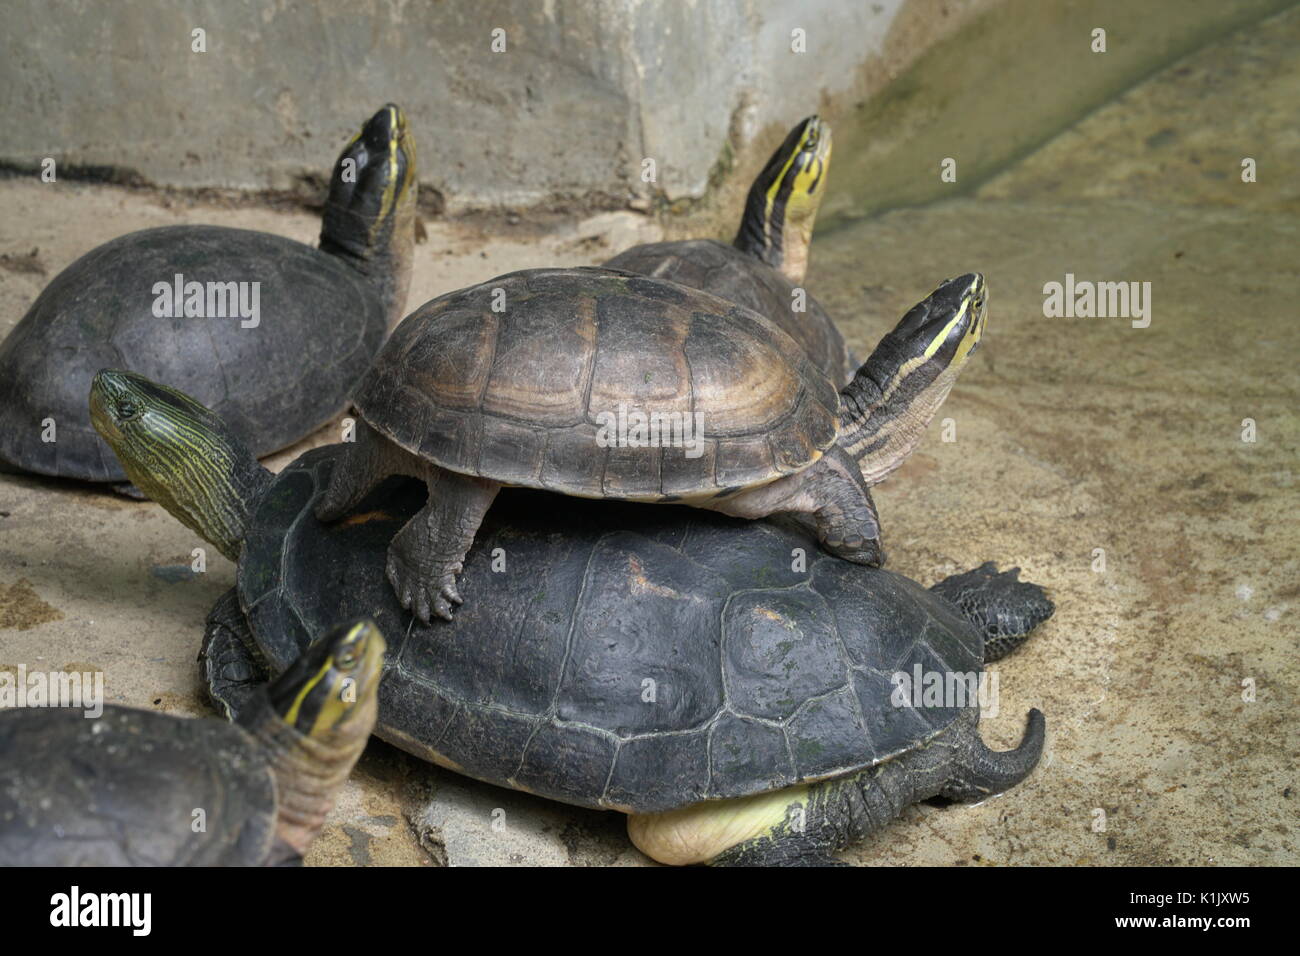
387, 464, 500, 622
316, 420, 408, 522
709, 446, 884, 566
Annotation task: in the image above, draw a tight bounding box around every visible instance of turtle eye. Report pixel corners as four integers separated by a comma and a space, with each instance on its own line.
117, 401, 140, 421
336, 649, 358, 670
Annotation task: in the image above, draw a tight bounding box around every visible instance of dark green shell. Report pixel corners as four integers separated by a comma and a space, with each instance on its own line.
354, 267, 840, 499
0, 225, 385, 482
604, 239, 854, 386
235, 445, 982, 814
0, 706, 278, 865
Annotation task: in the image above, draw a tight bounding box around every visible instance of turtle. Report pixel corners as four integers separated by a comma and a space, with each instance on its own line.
605, 115, 855, 385
0, 618, 385, 866
90, 371, 1052, 866
0, 103, 417, 493
308, 267, 987, 621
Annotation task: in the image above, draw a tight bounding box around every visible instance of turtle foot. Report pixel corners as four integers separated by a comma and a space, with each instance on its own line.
382, 466, 499, 622
386, 533, 464, 623
806, 453, 884, 566
315, 419, 394, 522
930, 562, 1055, 662
819, 531, 885, 567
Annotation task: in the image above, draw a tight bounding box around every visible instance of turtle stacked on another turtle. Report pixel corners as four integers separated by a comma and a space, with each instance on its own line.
0, 104, 418, 494
309, 266, 985, 621
92, 371, 1051, 867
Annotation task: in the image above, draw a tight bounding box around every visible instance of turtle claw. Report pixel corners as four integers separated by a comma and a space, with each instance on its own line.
383, 469, 498, 622
385, 544, 464, 624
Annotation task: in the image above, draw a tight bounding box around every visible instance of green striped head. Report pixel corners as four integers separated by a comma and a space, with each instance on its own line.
735, 116, 832, 283
89, 369, 264, 561
268, 619, 386, 742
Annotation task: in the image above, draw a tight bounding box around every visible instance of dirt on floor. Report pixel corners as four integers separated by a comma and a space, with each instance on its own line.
1, 8, 1296, 866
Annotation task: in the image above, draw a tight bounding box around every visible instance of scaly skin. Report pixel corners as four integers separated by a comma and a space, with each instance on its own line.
385, 465, 500, 622
199, 588, 271, 719
319, 104, 418, 330
89, 370, 273, 561
251, 619, 385, 859
710, 444, 884, 566
930, 563, 1055, 662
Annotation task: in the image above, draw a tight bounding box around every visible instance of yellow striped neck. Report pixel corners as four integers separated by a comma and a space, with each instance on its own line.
90, 371, 270, 561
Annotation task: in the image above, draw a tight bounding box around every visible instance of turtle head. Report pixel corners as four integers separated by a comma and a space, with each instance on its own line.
89, 369, 269, 562
734, 115, 832, 284
838, 273, 988, 484
256, 619, 385, 856
321, 104, 418, 324
887, 272, 987, 371
267, 619, 386, 742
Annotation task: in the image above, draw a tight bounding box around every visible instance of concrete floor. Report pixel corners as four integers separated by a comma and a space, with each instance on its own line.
1, 9, 1296, 866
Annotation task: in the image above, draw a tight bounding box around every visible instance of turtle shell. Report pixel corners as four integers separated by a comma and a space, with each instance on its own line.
604, 239, 855, 387
353, 267, 840, 500
235, 445, 983, 814
0, 705, 278, 865
0, 225, 386, 482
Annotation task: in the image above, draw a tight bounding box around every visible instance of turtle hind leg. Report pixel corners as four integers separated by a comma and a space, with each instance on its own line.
708, 447, 884, 566
198, 588, 270, 721
701, 710, 1042, 865
702, 752, 946, 866
386, 463, 500, 623
315, 419, 408, 522
802, 449, 884, 566
717, 713, 1044, 864
634, 736, 957, 867
930, 563, 1055, 662
712, 840, 848, 867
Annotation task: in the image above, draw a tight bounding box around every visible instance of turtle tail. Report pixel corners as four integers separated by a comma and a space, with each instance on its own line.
942, 709, 1046, 802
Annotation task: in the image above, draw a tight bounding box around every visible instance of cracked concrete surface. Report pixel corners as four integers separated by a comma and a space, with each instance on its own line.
1, 6, 1296, 866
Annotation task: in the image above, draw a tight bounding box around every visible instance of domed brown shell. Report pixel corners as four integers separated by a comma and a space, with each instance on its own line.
354, 268, 841, 499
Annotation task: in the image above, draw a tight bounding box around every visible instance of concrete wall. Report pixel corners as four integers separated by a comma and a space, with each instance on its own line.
2, 0, 1290, 223
1, 0, 942, 213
